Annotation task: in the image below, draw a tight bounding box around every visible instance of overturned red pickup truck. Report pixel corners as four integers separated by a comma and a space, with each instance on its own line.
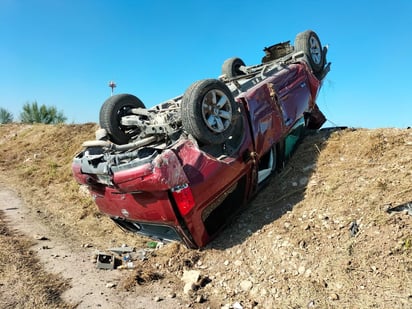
72, 30, 330, 248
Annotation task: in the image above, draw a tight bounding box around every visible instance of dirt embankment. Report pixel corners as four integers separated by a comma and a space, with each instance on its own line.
0, 124, 411, 308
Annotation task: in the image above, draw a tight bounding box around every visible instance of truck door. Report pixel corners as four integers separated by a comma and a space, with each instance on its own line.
242, 80, 284, 158
274, 64, 311, 130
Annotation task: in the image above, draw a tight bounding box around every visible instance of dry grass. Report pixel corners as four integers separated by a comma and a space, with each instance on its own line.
0, 123, 147, 248
0, 123, 150, 308
0, 211, 72, 309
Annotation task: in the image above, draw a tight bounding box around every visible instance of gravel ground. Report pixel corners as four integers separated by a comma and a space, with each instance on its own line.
1, 125, 411, 308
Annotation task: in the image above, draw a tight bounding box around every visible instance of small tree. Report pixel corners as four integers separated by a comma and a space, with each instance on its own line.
0, 107, 13, 124
20, 101, 67, 124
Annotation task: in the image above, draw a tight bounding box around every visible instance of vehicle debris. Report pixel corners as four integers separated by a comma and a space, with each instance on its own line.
233, 302, 244, 309
109, 246, 134, 255
386, 201, 412, 216
96, 252, 115, 270
117, 261, 135, 270
349, 221, 359, 237
109, 246, 150, 264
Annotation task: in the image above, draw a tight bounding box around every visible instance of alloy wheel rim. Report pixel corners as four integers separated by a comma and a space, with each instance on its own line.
201, 89, 232, 133
309, 36, 321, 65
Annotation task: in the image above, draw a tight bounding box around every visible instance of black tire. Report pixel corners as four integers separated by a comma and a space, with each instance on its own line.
99, 94, 145, 145
181, 79, 239, 145
276, 141, 285, 171
294, 30, 324, 73
222, 57, 246, 78
267, 145, 283, 173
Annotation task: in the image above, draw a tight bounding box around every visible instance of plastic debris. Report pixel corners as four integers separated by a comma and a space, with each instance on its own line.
386, 201, 412, 216
349, 221, 359, 237
117, 262, 135, 270
147, 241, 158, 248
233, 302, 243, 309
147, 241, 164, 249
109, 246, 134, 255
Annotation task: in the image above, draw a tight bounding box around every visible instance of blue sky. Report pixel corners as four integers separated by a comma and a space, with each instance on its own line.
0, 0, 411, 128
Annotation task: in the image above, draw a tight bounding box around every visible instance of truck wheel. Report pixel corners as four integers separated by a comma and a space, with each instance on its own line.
294, 30, 324, 73
222, 57, 246, 78
99, 94, 145, 145
181, 79, 239, 145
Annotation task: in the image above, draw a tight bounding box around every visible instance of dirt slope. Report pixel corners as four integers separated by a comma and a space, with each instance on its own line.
0, 124, 411, 308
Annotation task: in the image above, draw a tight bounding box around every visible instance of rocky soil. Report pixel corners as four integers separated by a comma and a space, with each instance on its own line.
0, 124, 411, 308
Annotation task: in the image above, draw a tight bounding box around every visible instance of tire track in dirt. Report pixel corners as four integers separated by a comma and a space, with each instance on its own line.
0, 187, 182, 309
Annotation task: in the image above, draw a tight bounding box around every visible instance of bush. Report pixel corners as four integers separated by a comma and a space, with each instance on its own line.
20, 101, 67, 124
0, 107, 13, 124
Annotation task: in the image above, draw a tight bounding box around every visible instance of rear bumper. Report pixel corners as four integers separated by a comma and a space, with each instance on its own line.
72, 146, 199, 246
111, 218, 182, 243
72, 138, 253, 248
87, 184, 198, 247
